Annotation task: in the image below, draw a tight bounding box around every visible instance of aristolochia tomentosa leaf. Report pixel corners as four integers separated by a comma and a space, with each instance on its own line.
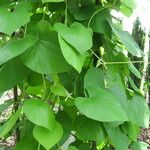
23, 99, 55, 131
58, 35, 86, 73
33, 122, 63, 150
75, 88, 128, 122
0, 2, 30, 35
21, 20, 71, 74
54, 22, 93, 54
0, 36, 37, 66
0, 58, 30, 92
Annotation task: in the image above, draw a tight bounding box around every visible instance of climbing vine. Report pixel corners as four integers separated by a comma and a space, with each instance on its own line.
0, 0, 149, 150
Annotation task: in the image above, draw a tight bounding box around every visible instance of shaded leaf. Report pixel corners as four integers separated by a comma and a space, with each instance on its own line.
0, 58, 30, 92
21, 20, 71, 74
75, 115, 106, 142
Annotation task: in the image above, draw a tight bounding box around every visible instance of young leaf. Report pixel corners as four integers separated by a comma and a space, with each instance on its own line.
23, 99, 55, 131
75, 88, 128, 122
21, 20, 71, 74
33, 122, 63, 150
58, 36, 86, 73
54, 22, 93, 54
0, 108, 21, 138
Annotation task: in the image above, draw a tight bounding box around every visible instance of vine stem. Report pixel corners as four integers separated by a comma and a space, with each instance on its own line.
87, 0, 117, 27
37, 143, 40, 150
13, 86, 20, 142
42, 75, 47, 100
65, 0, 68, 25
90, 49, 150, 65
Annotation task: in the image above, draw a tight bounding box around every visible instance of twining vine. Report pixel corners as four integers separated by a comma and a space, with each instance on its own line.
0, 0, 149, 150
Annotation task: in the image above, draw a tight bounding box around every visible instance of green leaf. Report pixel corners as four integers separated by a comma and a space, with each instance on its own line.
33, 122, 63, 150
75, 115, 106, 142
130, 142, 149, 150
127, 95, 149, 128
90, 8, 112, 37
42, 0, 64, 3
108, 21, 143, 58
129, 63, 141, 79
23, 99, 55, 131
106, 127, 129, 150
122, 122, 140, 142
120, 4, 133, 17
68, 146, 79, 150
0, 2, 30, 35
0, 108, 21, 138
15, 138, 38, 150
75, 88, 128, 122
84, 68, 105, 96
54, 22, 93, 54
128, 77, 141, 94
58, 36, 86, 73
120, 0, 136, 10
68, 0, 95, 21
21, 20, 71, 74
0, 36, 37, 66
0, 58, 30, 92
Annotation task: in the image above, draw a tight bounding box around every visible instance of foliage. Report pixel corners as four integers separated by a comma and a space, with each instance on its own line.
0, 0, 149, 150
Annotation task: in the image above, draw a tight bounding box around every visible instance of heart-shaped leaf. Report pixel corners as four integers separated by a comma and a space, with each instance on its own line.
58, 35, 86, 73
54, 22, 93, 54
23, 99, 55, 131
33, 122, 63, 150
21, 20, 71, 74
75, 88, 128, 122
